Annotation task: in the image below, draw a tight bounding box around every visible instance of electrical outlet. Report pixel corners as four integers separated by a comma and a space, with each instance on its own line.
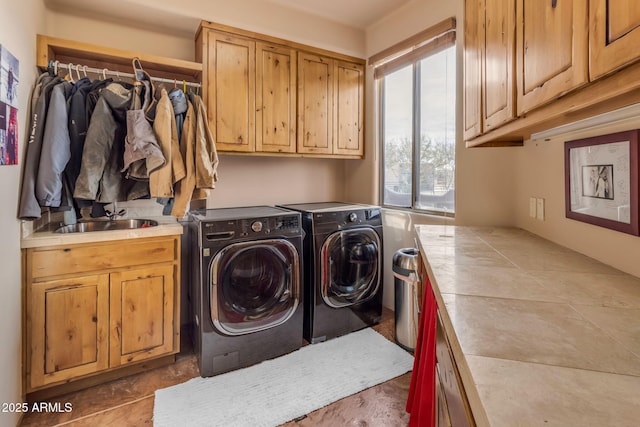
529, 197, 537, 218
536, 198, 545, 221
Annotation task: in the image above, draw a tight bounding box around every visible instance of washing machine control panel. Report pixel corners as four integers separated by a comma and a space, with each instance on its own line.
202, 214, 301, 242
251, 221, 263, 232
241, 215, 300, 236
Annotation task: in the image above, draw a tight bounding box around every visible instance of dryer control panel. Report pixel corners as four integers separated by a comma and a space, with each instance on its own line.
203, 214, 301, 243
311, 208, 382, 234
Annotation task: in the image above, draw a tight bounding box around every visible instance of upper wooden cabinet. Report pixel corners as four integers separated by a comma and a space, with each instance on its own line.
203, 32, 256, 152
516, 0, 588, 114
483, 0, 516, 131
590, 0, 640, 79
297, 54, 365, 157
463, 0, 518, 138
196, 21, 365, 159
334, 60, 365, 157
256, 43, 297, 153
464, 0, 640, 147
463, 0, 482, 140
298, 53, 333, 155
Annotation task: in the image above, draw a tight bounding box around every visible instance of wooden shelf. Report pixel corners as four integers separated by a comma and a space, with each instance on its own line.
36, 35, 202, 83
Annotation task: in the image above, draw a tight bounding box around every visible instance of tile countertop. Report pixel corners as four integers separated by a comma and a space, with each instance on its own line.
415, 225, 640, 427
21, 216, 184, 249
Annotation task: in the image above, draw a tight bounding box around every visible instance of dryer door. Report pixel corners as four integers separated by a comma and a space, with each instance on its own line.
210, 239, 300, 335
320, 228, 381, 308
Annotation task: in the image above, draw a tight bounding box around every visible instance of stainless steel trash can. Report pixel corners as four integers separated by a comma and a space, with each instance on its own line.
393, 247, 420, 352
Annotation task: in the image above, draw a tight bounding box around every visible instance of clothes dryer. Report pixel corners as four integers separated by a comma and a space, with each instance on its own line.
189, 206, 304, 377
278, 202, 383, 343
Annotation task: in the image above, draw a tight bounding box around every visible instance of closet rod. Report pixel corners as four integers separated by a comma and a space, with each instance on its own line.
48, 60, 201, 89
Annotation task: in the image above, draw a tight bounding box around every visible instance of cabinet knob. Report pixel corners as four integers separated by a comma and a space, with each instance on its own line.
551, 0, 557, 8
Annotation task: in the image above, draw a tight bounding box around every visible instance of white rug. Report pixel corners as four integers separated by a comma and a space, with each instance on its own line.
154, 328, 414, 427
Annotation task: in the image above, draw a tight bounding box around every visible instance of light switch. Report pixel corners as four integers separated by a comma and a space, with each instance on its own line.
529, 197, 537, 218
536, 198, 545, 221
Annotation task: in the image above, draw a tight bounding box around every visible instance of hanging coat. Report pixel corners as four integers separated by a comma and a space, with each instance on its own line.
74, 82, 148, 203
122, 108, 165, 180
191, 94, 219, 192
149, 87, 185, 198
17, 73, 63, 220
171, 98, 196, 218
35, 80, 73, 208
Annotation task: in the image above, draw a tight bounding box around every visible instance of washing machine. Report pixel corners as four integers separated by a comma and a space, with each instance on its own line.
278, 202, 383, 344
189, 206, 304, 377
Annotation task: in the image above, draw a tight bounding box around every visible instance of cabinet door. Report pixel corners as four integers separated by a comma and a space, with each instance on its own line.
256, 43, 297, 153
463, 0, 483, 140
517, 0, 588, 113
333, 60, 364, 157
206, 31, 255, 152
298, 53, 333, 155
29, 275, 109, 390
483, 0, 516, 130
435, 365, 453, 427
590, 0, 640, 79
109, 264, 177, 367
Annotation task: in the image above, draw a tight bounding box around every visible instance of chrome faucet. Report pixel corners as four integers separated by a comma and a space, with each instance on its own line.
105, 202, 127, 220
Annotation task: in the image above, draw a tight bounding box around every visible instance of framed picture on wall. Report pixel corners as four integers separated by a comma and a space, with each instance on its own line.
564, 130, 640, 235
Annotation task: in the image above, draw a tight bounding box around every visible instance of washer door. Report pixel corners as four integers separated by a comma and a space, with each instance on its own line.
210, 239, 300, 335
321, 228, 381, 308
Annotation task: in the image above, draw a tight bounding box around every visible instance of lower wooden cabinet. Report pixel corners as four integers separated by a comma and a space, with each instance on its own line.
24, 235, 180, 393
109, 265, 176, 367
29, 274, 110, 389
435, 310, 475, 427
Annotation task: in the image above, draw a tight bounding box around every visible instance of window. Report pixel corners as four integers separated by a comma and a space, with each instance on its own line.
374, 20, 457, 216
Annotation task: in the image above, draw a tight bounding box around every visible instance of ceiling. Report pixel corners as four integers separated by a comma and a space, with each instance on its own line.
45, 0, 412, 32
263, 0, 412, 29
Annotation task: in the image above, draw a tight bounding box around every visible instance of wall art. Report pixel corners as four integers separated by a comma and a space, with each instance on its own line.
0, 44, 19, 165
565, 130, 639, 235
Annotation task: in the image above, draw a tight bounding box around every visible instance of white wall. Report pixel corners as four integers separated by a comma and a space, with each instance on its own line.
361, 0, 519, 223
515, 113, 640, 278
45, 0, 366, 59
44, 9, 196, 61
1, 1, 45, 424
363, 0, 520, 308
367, 0, 640, 305
210, 155, 347, 208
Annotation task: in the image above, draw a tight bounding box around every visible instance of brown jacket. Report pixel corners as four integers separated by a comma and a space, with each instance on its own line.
193, 94, 219, 191
149, 88, 186, 198
171, 94, 219, 218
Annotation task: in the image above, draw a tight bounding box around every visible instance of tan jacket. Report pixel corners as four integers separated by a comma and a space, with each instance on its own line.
149, 88, 186, 198
193, 94, 219, 191
171, 94, 219, 218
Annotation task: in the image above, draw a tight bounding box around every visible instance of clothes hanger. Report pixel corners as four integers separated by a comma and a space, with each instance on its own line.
67, 63, 75, 83
47, 60, 60, 77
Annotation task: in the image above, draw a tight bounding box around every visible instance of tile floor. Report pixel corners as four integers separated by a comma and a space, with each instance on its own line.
20, 308, 412, 426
